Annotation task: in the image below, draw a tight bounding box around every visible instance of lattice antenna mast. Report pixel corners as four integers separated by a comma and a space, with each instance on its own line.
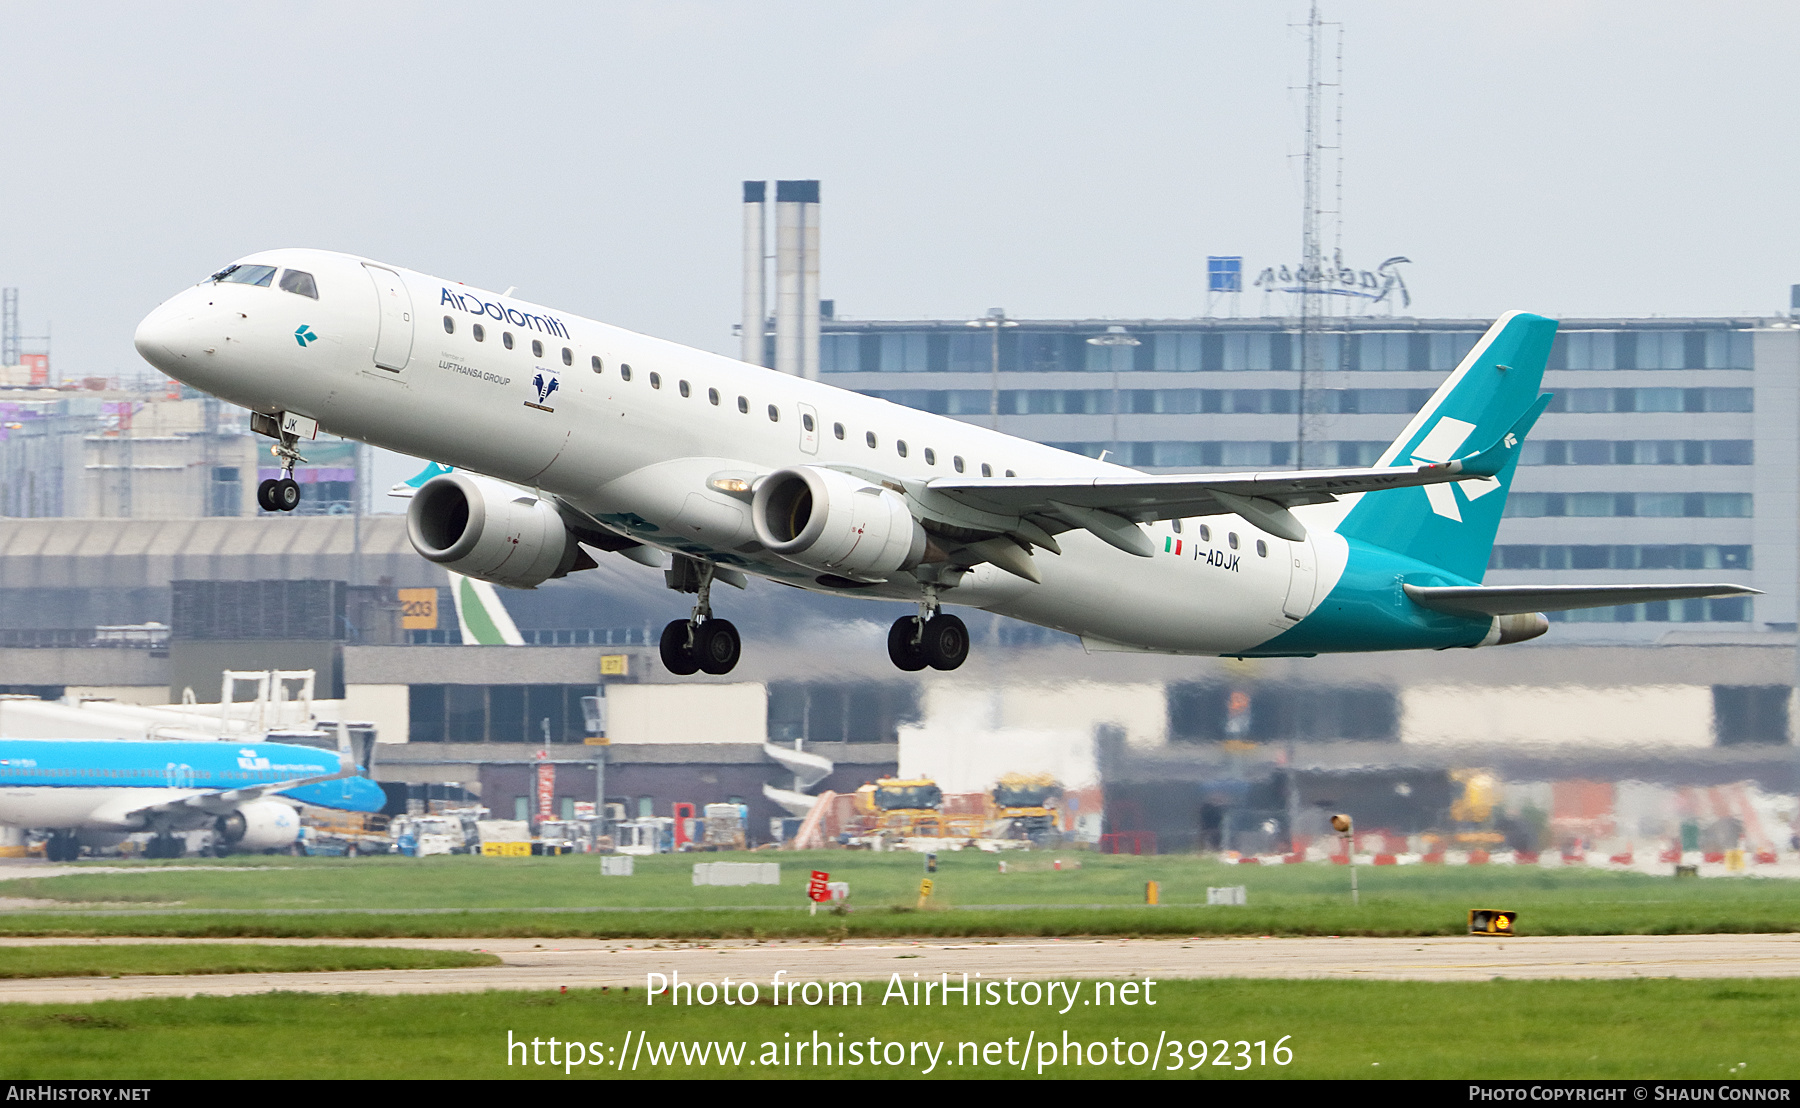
1294, 1, 1342, 468
2, 289, 18, 368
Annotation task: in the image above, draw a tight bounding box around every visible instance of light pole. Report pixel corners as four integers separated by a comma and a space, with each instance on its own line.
1332, 812, 1358, 906
966, 308, 1018, 430
1085, 326, 1141, 461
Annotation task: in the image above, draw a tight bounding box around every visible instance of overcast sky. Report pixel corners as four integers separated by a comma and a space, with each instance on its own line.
5, 0, 1796, 384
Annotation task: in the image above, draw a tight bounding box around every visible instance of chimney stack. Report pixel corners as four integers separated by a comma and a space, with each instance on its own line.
740, 182, 767, 366
773, 180, 820, 378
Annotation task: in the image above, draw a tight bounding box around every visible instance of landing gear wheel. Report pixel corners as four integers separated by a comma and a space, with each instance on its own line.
659, 620, 699, 676
45, 831, 78, 862
256, 479, 281, 512
694, 619, 741, 675
887, 617, 928, 672
274, 477, 301, 512
921, 613, 970, 671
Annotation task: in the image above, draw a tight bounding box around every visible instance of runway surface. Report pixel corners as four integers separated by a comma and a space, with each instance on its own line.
0, 933, 1796, 1003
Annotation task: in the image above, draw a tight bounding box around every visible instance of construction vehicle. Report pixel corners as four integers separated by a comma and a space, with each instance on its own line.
992, 773, 1062, 844
869, 778, 946, 838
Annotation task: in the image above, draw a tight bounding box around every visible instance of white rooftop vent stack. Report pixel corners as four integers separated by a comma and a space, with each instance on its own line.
773, 180, 819, 377
799, 182, 821, 381
740, 181, 767, 366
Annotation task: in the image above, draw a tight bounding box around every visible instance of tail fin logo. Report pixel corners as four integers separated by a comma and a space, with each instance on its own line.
1409, 416, 1500, 522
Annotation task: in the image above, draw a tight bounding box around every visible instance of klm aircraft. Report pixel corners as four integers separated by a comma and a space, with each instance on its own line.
0, 738, 386, 860
132, 251, 1753, 676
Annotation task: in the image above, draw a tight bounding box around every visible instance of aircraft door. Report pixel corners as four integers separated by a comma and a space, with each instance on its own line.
1280, 535, 1317, 620
364, 264, 414, 371
797, 402, 819, 455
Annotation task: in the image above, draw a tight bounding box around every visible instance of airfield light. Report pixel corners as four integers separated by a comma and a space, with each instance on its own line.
1331, 814, 1359, 907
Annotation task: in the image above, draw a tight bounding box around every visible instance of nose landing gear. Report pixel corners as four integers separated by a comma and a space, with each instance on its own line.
658, 557, 741, 676
256, 430, 307, 513
886, 585, 969, 672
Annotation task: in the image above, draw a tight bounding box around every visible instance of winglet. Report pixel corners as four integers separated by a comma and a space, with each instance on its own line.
1426, 393, 1553, 480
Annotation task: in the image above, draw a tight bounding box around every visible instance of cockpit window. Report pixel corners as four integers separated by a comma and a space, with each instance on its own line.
278, 269, 318, 299
211, 264, 277, 287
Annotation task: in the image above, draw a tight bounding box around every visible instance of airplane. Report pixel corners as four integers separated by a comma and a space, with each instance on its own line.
131, 250, 1755, 676
0, 736, 387, 861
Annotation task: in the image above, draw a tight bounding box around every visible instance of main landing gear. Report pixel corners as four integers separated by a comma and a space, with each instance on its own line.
887, 585, 969, 672
43, 830, 80, 863
256, 429, 306, 513
658, 558, 741, 676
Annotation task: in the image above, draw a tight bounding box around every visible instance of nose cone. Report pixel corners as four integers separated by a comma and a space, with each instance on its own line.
133, 297, 195, 374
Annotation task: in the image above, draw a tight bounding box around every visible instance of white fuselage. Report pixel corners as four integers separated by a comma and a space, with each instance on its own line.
134, 249, 1344, 654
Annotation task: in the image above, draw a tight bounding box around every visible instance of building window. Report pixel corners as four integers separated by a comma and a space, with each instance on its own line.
514, 796, 530, 820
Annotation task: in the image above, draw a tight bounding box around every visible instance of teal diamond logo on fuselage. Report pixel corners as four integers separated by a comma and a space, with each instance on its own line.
294, 325, 318, 347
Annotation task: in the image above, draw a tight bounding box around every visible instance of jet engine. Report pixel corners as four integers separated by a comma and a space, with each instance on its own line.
407, 472, 592, 589
215, 800, 300, 853
751, 466, 927, 580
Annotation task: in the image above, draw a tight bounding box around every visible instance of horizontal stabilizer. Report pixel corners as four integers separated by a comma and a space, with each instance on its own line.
1404, 582, 1760, 617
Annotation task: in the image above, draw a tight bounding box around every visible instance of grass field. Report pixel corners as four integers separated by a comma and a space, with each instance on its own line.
1, 978, 1794, 1079
0, 852, 1795, 939
0, 944, 499, 979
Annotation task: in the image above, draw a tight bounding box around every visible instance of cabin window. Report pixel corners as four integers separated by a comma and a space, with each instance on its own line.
833, 422, 845, 440
649, 372, 661, 389
953, 456, 964, 473
503, 332, 514, 350
591, 355, 603, 373
1005, 469, 1016, 477
1198, 524, 1211, 541
1171, 519, 1182, 534
866, 431, 878, 448
531, 339, 543, 358
442, 316, 455, 334
1228, 532, 1239, 550
1256, 539, 1267, 557
767, 404, 780, 422
214, 263, 276, 286
708, 388, 720, 405
802, 413, 815, 431
896, 440, 909, 458
678, 380, 690, 397
562, 347, 573, 366
738, 396, 749, 413
981, 464, 992, 477
279, 269, 318, 298
620, 364, 631, 381
923, 448, 936, 465
473, 324, 485, 342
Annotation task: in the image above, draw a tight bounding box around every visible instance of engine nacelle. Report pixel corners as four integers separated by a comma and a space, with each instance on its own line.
752, 466, 927, 580
407, 472, 587, 589
215, 800, 300, 853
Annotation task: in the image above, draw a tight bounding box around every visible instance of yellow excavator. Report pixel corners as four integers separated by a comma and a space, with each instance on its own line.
992, 773, 1061, 844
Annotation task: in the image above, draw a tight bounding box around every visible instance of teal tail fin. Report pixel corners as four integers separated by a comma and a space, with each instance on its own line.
1335, 311, 1559, 582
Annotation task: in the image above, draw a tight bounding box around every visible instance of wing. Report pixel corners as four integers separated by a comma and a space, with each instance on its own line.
1404, 582, 1760, 617
118, 759, 355, 822
922, 397, 1543, 551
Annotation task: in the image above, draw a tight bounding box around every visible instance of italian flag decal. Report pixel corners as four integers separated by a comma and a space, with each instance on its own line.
1164, 537, 1183, 555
